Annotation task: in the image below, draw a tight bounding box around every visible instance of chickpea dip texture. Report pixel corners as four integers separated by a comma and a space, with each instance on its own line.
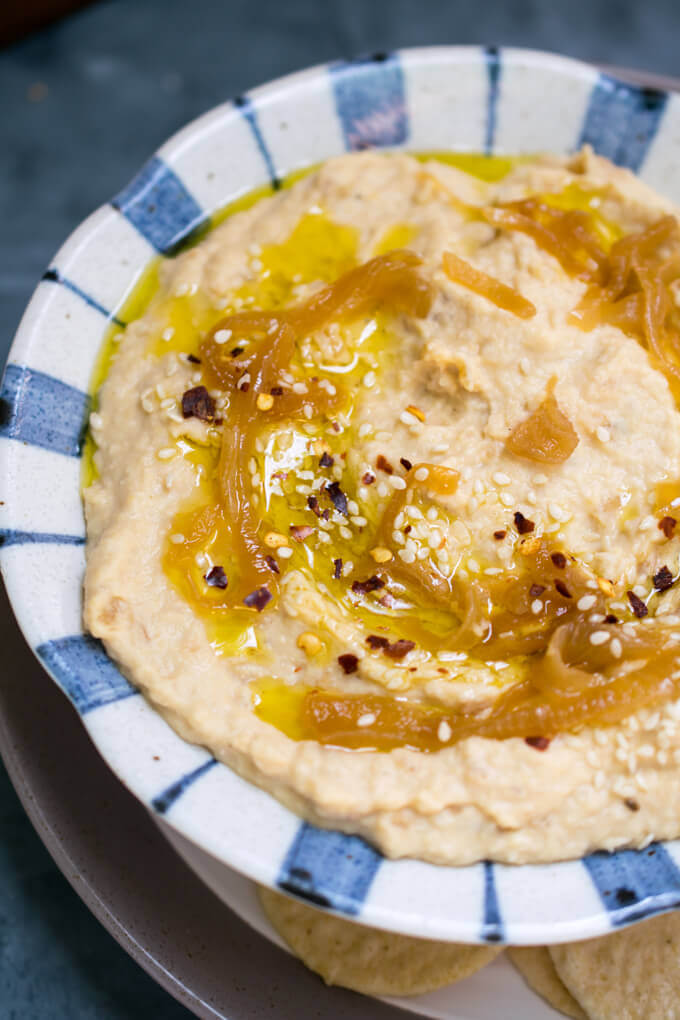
84, 149, 680, 865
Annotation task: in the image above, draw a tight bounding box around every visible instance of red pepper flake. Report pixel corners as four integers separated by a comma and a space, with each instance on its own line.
326, 481, 348, 515
270, 385, 284, 396
182, 385, 217, 422
627, 590, 648, 618
290, 524, 314, 542
366, 634, 390, 650
554, 579, 572, 599
230, 346, 245, 357
653, 565, 674, 592
514, 511, 535, 535
384, 639, 415, 660
529, 583, 546, 597
525, 736, 551, 751
376, 454, 394, 474
605, 614, 619, 624
204, 565, 228, 589
624, 797, 640, 812
400, 458, 412, 471
319, 451, 334, 468
362, 472, 376, 485
238, 379, 250, 392
337, 653, 359, 674
659, 516, 677, 539
332, 558, 343, 579
551, 552, 567, 569
264, 555, 280, 574
243, 587, 272, 612
351, 575, 385, 595
493, 529, 507, 540
187, 353, 201, 364
307, 495, 323, 517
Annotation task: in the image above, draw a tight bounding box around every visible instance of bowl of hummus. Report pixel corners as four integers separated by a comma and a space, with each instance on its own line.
4, 47, 680, 944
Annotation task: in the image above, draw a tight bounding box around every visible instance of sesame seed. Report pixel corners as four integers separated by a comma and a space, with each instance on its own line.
339, 526, 352, 540
89, 411, 103, 430
548, 502, 570, 522
398, 548, 416, 563
596, 425, 611, 443
438, 720, 452, 743
499, 492, 514, 507
400, 410, 419, 426
534, 473, 548, 484
377, 482, 389, 498
426, 507, 438, 522
577, 594, 597, 611
343, 560, 354, 576
357, 713, 376, 727
389, 475, 407, 490
157, 447, 176, 460
292, 381, 308, 394
162, 327, 175, 341
414, 467, 429, 482
277, 546, 293, 559
590, 630, 611, 645
493, 472, 511, 486
358, 423, 373, 438
351, 515, 368, 527
610, 637, 623, 658
467, 558, 480, 573
170, 533, 185, 544
363, 370, 377, 388
214, 328, 232, 344
531, 599, 543, 614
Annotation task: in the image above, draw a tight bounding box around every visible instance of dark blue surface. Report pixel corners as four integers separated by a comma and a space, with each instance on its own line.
481, 861, 504, 942
278, 823, 382, 914
0, 364, 90, 458
3, 1, 680, 1016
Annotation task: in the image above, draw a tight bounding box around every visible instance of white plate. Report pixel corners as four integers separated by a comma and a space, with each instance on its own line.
4, 46, 680, 944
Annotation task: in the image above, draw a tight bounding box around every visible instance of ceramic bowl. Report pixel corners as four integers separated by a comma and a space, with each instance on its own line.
4, 46, 680, 944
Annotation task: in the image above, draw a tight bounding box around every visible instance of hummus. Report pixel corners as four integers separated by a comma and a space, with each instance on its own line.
84, 149, 680, 865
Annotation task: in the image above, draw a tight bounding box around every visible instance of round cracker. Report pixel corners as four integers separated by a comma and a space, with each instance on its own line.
550, 912, 680, 1020
507, 946, 587, 1019
258, 885, 500, 997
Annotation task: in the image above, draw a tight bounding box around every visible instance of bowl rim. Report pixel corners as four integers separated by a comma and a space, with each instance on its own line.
4, 44, 680, 946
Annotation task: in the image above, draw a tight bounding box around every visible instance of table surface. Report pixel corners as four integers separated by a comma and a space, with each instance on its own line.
3, 1, 680, 1015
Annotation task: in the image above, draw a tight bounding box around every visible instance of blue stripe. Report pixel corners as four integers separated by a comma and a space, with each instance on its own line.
0, 529, 84, 547
583, 844, 680, 926
577, 74, 668, 172
0, 364, 91, 458
42, 269, 125, 327
36, 634, 137, 714
484, 46, 501, 156
112, 155, 206, 254
330, 52, 408, 151
277, 823, 382, 914
151, 758, 218, 814
480, 861, 504, 941
233, 95, 280, 189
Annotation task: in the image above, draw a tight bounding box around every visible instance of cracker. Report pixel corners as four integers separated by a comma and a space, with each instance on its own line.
258, 885, 500, 997
507, 946, 587, 1018
550, 912, 680, 1020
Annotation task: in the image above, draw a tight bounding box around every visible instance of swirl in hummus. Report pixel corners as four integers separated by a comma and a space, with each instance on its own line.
84, 149, 680, 865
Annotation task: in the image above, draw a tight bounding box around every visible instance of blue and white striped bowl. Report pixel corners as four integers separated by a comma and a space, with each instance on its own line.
4, 47, 680, 945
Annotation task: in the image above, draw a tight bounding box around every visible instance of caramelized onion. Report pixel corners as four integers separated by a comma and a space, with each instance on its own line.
442, 250, 536, 319
167, 251, 433, 610
506, 383, 579, 464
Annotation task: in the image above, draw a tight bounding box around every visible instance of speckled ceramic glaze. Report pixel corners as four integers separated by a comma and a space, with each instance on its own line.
4, 47, 680, 945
